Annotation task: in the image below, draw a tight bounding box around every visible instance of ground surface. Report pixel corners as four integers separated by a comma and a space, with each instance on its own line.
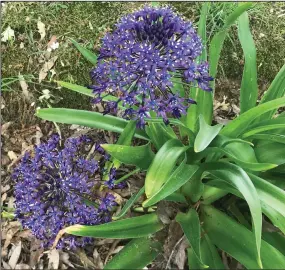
1, 2, 285, 269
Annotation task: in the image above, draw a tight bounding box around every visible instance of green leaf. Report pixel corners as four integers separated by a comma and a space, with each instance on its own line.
187, 2, 211, 130
188, 233, 225, 269
194, 115, 223, 152
143, 162, 198, 207
238, 11, 258, 114
57, 81, 94, 97
258, 63, 285, 120
104, 237, 161, 269
221, 96, 285, 138
248, 173, 285, 220
145, 122, 177, 150
145, 117, 196, 144
164, 192, 187, 204
102, 143, 154, 170
64, 213, 163, 238
176, 209, 208, 268
105, 120, 137, 171
181, 170, 204, 203
36, 108, 148, 140
145, 139, 188, 198
202, 205, 285, 269
209, 3, 252, 95
190, 146, 277, 171
205, 173, 285, 235
69, 38, 98, 65
242, 117, 285, 138
245, 133, 285, 144
255, 142, 285, 165
262, 232, 285, 255
262, 203, 285, 235
187, 248, 202, 270
113, 187, 145, 220
199, 234, 225, 269
201, 162, 262, 266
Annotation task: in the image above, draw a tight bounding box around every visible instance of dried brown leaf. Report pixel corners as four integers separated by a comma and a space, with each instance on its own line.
1, 184, 11, 194
7, 151, 18, 162
93, 248, 104, 269
174, 238, 188, 269
1, 155, 10, 166
15, 264, 30, 270
2, 260, 11, 269
8, 241, 22, 269
29, 239, 43, 268
18, 74, 33, 102
37, 20, 46, 40
59, 251, 74, 268
1, 193, 7, 206
7, 197, 15, 209
48, 249, 60, 270
38, 56, 58, 83
2, 222, 21, 255
1, 121, 13, 136
77, 248, 96, 269
16, 229, 33, 240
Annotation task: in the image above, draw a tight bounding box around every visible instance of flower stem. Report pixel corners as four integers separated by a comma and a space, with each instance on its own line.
115, 168, 141, 184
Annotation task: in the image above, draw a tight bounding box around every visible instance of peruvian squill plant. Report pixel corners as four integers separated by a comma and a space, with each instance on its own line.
31, 3, 285, 269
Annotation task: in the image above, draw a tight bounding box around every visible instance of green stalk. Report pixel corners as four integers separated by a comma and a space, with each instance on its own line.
115, 168, 141, 184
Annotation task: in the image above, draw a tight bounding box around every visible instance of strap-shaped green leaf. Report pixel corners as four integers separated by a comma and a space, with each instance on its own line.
262, 232, 285, 256
202, 205, 285, 269
101, 143, 154, 170
238, 11, 258, 114
57, 81, 95, 97
36, 108, 148, 140
176, 209, 208, 268
187, 233, 225, 270
145, 139, 188, 198
164, 192, 187, 204
245, 133, 285, 144
146, 122, 177, 150
242, 117, 285, 138
70, 38, 97, 65
187, 2, 211, 130
103, 120, 137, 175
104, 237, 162, 269
145, 117, 196, 145
209, 3, 252, 95
113, 186, 145, 220
63, 213, 163, 238
262, 203, 285, 235
255, 142, 285, 165
143, 161, 198, 207
258, 63, 285, 120
200, 234, 225, 269
249, 173, 285, 218
205, 174, 285, 235
194, 115, 223, 152
221, 96, 285, 138
190, 146, 277, 171
201, 162, 262, 267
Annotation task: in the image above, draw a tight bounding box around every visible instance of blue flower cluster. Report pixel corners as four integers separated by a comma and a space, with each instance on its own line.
89, 5, 213, 128
12, 135, 119, 249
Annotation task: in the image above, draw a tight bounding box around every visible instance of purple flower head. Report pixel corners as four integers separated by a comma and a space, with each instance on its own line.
89, 5, 213, 128
13, 135, 119, 249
